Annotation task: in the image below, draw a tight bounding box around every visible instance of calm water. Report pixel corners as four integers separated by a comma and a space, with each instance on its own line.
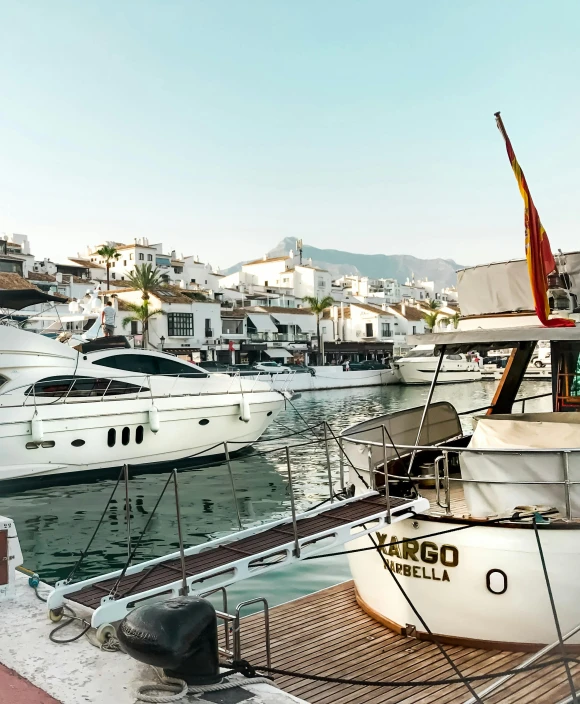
0, 380, 551, 610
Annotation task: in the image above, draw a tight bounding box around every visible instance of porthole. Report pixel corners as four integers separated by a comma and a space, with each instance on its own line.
25, 442, 39, 450
41, 441, 55, 448
136, 425, 144, 444
486, 569, 508, 595
71, 439, 85, 447
108, 428, 116, 447
267, 411, 273, 417
199, 419, 209, 426
122, 427, 130, 446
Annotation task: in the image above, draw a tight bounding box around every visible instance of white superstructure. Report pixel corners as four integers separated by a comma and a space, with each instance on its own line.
395, 344, 481, 384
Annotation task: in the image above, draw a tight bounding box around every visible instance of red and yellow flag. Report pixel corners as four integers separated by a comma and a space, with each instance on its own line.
494, 112, 574, 327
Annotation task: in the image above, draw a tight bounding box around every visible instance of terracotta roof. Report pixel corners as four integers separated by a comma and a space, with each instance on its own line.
323, 307, 351, 319
221, 309, 247, 318
0, 273, 41, 290
350, 302, 393, 315
68, 257, 105, 269
243, 256, 289, 266
116, 300, 134, 312
27, 272, 56, 282
389, 304, 425, 321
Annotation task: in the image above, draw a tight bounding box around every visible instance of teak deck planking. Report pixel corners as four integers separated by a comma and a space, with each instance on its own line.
235, 581, 580, 704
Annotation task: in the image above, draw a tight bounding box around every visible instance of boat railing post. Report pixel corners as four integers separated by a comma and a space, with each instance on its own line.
101, 378, 113, 402
323, 422, 334, 503
285, 446, 300, 558
521, 398, 526, 414
443, 450, 451, 515
563, 451, 572, 520
123, 463, 131, 562
338, 436, 345, 491
381, 426, 392, 524
224, 442, 243, 531
172, 469, 188, 596
367, 444, 375, 492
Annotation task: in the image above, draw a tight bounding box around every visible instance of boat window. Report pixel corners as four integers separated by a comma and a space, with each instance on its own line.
25, 376, 148, 398
555, 342, 580, 411
108, 428, 116, 447
136, 425, 144, 444
445, 354, 463, 360
93, 354, 208, 378
122, 427, 130, 445
404, 348, 436, 359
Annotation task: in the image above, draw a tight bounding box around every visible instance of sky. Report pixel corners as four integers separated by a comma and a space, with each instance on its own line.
1, 1, 580, 270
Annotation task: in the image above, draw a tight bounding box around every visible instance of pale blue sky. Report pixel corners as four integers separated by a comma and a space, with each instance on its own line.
1, 1, 580, 269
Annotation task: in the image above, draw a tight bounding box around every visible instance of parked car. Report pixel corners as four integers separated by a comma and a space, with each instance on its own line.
285, 362, 316, 376
252, 361, 291, 374
348, 360, 391, 371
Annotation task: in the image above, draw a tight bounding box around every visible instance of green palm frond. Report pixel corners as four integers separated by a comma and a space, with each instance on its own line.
122, 303, 164, 328
126, 264, 162, 301
423, 311, 440, 329
302, 295, 335, 315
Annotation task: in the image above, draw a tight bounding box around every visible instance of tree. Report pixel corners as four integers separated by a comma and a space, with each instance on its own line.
125, 263, 163, 304
423, 311, 440, 331
302, 295, 335, 365
450, 311, 460, 329
427, 298, 441, 310
122, 303, 165, 349
96, 245, 121, 291
125, 264, 163, 348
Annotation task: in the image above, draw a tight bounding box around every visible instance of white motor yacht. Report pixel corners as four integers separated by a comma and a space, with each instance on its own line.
0, 327, 284, 482
395, 344, 481, 384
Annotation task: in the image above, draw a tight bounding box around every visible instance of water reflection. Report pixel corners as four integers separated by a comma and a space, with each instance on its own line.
0, 380, 551, 601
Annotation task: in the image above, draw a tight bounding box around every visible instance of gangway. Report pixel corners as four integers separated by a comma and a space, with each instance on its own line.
47, 490, 427, 628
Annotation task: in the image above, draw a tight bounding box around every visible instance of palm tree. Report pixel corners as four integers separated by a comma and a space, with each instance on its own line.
96, 244, 121, 291
302, 295, 335, 365
423, 311, 440, 331
125, 264, 163, 348
427, 298, 441, 310
122, 303, 165, 349
450, 311, 460, 329
125, 263, 163, 304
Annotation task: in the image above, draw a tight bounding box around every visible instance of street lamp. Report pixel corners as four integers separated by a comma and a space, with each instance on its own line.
160, 336, 165, 351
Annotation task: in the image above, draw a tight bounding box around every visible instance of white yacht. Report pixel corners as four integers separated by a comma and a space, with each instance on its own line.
395, 344, 481, 384
0, 327, 284, 483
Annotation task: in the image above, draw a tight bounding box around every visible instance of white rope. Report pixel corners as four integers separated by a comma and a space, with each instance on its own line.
135, 670, 274, 703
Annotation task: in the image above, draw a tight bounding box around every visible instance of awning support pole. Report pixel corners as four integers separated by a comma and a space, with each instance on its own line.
408, 345, 446, 476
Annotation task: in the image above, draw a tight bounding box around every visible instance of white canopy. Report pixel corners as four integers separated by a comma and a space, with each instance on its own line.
247, 313, 278, 333
272, 313, 317, 333
460, 413, 580, 518
265, 348, 292, 359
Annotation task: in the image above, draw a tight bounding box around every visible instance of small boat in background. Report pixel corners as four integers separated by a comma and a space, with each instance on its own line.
394, 344, 481, 384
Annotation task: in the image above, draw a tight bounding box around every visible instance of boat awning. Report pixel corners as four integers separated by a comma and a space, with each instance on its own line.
272, 313, 317, 333
0, 289, 67, 310
247, 313, 278, 333
408, 325, 580, 354
265, 348, 292, 359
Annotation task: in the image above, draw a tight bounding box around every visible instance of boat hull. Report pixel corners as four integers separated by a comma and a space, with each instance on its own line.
0, 391, 283, 481
348, 515, 580, 648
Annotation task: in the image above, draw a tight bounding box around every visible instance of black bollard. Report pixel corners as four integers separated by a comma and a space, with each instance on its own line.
117, 596, 221, 684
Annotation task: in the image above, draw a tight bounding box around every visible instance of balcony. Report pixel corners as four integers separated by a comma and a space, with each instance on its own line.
249, 332, 311, 343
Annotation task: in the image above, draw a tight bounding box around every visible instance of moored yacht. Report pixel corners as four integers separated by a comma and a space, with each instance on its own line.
395, 344, 481, 384
0, 327, 284, 482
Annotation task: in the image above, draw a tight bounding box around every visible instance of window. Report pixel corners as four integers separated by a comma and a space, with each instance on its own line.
122, 427, 130, 445
111, 272, 116, 279
92, 353, 207, 377
365, 323, 373, 337
264, 280, 268, 286
381, 323, 391, 337
26, 376, 148, 398
139, 253, 144, 260
168, 313, 194, 337
130, 321, 139, 335
205, 318, 212, 336
412, 325, 417, 334
130, 254, 134, 260
191, 278, 196, 283
147, 254, 153, 261
123, 260, 127, 266
136, 425, 144, 444
222, 319, 243, 334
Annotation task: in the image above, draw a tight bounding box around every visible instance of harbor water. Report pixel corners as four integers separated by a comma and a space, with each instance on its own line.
0, 381, 551, 610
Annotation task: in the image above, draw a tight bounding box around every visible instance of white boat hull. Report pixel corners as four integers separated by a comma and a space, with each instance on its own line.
348, 515, 580, 646
0, 392, 283, 481
397, 365, 482, 385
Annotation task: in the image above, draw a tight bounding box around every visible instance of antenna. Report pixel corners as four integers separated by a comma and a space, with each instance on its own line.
296, 239, 303, 266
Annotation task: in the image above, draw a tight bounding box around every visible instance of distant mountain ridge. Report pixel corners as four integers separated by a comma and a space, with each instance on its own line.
224, 238, 464, 290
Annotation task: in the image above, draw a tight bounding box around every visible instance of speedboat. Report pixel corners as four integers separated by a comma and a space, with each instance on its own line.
394, 344, 481, 384
0, 327, 284, 482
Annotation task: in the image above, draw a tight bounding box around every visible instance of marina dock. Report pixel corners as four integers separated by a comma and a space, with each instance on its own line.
237, 581, 579, 704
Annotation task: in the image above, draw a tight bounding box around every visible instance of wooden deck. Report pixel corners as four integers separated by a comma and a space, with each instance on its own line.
237, 581, 580, 704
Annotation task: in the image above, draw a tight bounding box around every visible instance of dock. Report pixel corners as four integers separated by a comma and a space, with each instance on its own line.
236, 581, 580, 704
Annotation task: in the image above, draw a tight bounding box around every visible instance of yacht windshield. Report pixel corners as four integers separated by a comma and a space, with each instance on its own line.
92, 354, 208, 378
404, 348, 438, 359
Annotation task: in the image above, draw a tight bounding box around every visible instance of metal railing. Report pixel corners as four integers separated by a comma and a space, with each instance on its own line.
0, 369, 295, 410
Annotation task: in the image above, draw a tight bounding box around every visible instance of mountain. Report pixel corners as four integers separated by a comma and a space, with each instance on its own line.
224, 238, 464, 290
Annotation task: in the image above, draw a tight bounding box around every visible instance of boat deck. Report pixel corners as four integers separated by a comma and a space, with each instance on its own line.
237, 581, 580, 704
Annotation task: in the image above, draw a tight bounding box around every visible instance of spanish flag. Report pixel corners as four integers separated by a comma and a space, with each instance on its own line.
494, 112, 574, 328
